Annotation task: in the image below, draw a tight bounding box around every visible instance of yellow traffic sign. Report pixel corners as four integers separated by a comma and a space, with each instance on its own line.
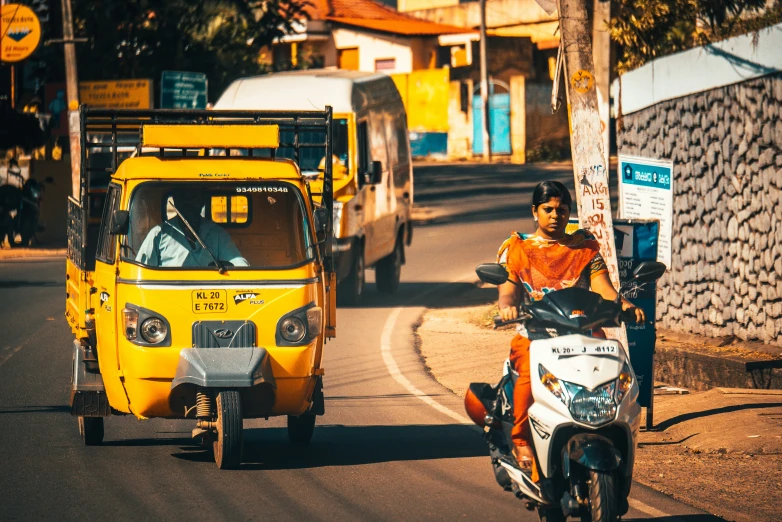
1, 4, 42, 63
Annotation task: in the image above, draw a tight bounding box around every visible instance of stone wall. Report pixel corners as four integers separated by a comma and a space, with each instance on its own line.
618, 72, 782, 345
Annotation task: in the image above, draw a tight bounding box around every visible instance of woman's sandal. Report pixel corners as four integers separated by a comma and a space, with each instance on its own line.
512, 444, 534, 470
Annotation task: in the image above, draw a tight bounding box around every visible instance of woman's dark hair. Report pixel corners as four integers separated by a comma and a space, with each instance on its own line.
532, 181, 572, 209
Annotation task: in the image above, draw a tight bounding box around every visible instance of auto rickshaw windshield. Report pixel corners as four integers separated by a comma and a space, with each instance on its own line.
121, 181, 314, 270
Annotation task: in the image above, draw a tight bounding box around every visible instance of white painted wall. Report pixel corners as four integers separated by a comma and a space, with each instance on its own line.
332, 28, 414, 74
619, 23, 782, 115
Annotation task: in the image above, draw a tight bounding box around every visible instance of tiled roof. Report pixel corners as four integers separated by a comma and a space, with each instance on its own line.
306, 0, 475, 36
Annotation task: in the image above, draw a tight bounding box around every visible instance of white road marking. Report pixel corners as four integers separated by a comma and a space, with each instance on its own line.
0, 344, 25, 368
379, 273, 678, 520
628, 498, 681, 520
379, 274, 475, 425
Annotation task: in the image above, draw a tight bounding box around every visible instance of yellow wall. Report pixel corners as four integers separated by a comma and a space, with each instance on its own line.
391, 69, 450, 133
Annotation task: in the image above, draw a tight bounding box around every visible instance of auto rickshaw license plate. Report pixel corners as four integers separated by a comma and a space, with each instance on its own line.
192, 290, 227, 313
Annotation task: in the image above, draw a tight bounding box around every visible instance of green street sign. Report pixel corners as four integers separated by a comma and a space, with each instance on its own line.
160, 71, 208, 109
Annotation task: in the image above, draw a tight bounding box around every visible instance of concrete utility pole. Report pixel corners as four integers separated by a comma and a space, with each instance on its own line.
478, 0, 491, 161
60, 0, 80, 199
557, 0, 625, 343
592, 0, 611, 160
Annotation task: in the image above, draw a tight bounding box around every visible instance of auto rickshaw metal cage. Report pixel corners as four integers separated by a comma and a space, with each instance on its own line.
68, 106, 335, 273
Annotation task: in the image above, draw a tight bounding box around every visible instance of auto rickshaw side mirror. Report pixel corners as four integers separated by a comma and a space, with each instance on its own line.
110, 210, 130, 235
313, 207, 328, 241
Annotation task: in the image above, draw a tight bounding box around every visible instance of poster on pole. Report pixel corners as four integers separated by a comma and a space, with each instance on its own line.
618, 154, 674, 268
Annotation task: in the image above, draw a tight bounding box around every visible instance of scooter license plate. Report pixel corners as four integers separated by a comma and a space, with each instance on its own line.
550, 344, 617, 355
192, 290, 227, 313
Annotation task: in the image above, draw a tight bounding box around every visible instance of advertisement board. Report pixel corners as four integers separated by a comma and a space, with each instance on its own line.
618, 155, 673, 268
1, 4, 41, 63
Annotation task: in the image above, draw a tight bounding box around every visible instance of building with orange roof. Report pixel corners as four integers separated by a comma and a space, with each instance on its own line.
266, 0, 476, 74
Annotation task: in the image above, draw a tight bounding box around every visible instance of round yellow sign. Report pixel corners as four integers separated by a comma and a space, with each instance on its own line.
1, 4, 42, 63
571, 70, 594, 94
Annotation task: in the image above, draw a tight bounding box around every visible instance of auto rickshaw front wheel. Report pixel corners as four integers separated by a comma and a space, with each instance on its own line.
78, 416, 104, 446
287, 413, 316, 445
213, 390, 243, 470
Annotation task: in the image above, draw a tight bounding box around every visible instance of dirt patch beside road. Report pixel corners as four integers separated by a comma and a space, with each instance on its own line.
415, 283, 782, 522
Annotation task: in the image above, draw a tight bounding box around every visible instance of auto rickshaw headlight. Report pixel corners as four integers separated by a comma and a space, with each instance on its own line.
140, 317, 168, 344
280, 317, 306, 343
123, 307, 139, 340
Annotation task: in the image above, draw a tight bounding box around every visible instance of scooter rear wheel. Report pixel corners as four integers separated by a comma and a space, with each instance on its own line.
213, 390, 243, 470
588, 469, 618, 522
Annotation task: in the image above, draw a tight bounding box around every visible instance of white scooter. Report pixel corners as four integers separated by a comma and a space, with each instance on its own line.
465, 261, 666, 522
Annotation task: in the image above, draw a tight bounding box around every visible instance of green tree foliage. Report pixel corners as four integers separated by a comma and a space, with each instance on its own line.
70, 0, 310, 100
609, 0, 775, 74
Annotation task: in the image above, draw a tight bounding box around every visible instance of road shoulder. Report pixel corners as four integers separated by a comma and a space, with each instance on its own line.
414, 282, 782, 522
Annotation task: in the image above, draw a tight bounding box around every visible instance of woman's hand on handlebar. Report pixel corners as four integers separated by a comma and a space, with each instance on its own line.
621, 303, 646, 324
499, 305, 519, 322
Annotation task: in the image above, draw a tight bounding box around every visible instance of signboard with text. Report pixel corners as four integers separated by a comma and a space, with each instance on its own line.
160, 71, 208, 109
80, 79, 153, 110
1, 4, 42, 63
618, 154, 674, 268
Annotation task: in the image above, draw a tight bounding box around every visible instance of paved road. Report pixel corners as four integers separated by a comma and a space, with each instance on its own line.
0, 163, 719, 521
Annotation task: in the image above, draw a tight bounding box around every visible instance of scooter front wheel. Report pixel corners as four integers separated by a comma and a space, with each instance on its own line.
213, 390, 243, 470
588, 469, 619, 522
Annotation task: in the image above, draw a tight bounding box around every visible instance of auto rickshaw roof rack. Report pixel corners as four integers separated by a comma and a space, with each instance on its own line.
77, 105, 334, 216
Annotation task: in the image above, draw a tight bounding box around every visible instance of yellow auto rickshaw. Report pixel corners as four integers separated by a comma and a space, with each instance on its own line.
66, 106, 337, 468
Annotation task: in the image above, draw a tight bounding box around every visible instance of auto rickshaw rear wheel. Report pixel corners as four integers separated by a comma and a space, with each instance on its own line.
213, 390, 243, 470
375, 235, 402, 294
287, 413, 316, 445
78, 416, 104, 446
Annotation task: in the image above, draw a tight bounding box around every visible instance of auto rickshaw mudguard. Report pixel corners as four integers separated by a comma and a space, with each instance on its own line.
171, 347, 276, 390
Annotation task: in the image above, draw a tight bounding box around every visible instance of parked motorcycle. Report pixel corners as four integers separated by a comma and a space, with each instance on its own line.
0, 165, 46, 247
465, 261, 666, 522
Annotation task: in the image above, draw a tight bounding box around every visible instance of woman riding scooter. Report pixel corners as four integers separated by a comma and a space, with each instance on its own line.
495, 181, 645, 474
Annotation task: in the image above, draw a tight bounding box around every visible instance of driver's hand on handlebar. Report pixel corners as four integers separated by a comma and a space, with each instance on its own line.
622, 303, 646, 324
499, 306, 519, 322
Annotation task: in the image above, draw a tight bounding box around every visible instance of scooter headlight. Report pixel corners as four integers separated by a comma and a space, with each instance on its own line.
568, 381, 617, 426
616, 362, 634, 404
140, 317, 168, 344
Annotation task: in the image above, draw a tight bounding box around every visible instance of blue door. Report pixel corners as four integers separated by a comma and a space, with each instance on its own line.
473, 93, 511, 155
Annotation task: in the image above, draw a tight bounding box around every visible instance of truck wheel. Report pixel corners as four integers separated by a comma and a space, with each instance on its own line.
338, 246, 364, 306
78, 416, 104, 446
588, 469, 619, 522
213, 390, 243, 470
375, 236, 402, 294
287, 413, 316, 446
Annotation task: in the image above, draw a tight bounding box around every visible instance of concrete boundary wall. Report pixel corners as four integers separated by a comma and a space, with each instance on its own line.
619, 24, 782, 115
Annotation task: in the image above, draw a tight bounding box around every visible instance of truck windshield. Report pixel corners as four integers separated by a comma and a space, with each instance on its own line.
122, 181, 314, 270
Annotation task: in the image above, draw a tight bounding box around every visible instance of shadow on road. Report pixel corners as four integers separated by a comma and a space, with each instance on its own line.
622, 515, 725, 522
171, 424, 486, 469
341, 282, 495, 309
652, 402, 782, 432
0, 405, 71, 414
0, 280, 62, 288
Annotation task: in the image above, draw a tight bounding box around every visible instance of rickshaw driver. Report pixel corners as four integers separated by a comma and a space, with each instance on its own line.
135, 187, 249, 268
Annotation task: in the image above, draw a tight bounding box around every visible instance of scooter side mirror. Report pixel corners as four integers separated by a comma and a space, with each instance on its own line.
475, 263, 509, 286
632, 261, 667, 283
110, 210, 130, 235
